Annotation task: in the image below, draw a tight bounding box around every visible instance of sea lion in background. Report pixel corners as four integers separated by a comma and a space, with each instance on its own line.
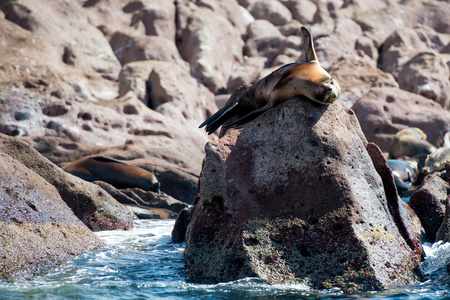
62, 156, 161, 193
387, 159, 419, 190
423, 147, 450, 174
199, 26, 341, 135
389, 127, 437, 159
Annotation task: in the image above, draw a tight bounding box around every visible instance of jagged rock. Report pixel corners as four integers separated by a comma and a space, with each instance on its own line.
0, 151, 104, 282
409, 172, 450, 242
0, 133, 133, 231
281, 0, 317, 24
178, 6, 243, 93
247, 0, 292, 26
314, 19, 363, 69
185, 98, 422, 291
352, 87, 450, 152
328, 58, 398, 108
109, 31, 187, 68
381, 27, 450, 108
94, 180, 188, 213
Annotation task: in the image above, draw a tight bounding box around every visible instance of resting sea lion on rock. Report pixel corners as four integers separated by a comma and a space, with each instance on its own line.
423, 147, 450, 174
199, 26, 341, 134
389, 127, 437, 159
62, 155, 160, 193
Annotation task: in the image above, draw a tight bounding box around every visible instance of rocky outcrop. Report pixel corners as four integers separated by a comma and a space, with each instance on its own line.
409, 172, 450, 242
184, 98, 423, 291
352, 88, 450, 151
0, 151, 104, 282
0, 133, 133, 231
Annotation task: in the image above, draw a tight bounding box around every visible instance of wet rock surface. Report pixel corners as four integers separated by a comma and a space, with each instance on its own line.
0, 149, 104, 282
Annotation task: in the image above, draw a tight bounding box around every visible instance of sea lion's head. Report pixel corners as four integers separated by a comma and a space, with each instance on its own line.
299, 26, 340, 105
311, 75, 341, 105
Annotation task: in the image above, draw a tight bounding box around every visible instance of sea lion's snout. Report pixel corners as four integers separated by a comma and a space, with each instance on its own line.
315, 78, 340, 104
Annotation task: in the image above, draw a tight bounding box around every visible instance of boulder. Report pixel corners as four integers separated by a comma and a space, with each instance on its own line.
247, 0, 292, 26
352, 87, 450, 152
140, 0, 177, 40
185, 98, 422, 291
0, 133, 134, 231
408, 172, 450, 242
109, 31, 187, 68
227, 56, 267, 92
0, 152, 104, 282
314, 19, 363, 69
281, 0, 317, 24
381, 27, 450, 108
178, 7, 243, 93
328, 58, 398, 108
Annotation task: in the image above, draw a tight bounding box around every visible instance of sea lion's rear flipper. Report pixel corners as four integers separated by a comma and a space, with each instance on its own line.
226, 103, 272, 128
199, 101, 240, 134
301, 26, 318, 63
199, 84, 250, 135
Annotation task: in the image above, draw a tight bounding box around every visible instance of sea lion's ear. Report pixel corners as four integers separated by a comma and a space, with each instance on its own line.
301, 26, 318, 63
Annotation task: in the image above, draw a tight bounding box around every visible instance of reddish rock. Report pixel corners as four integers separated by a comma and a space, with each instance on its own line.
109, 31, 187, 68
328, 58, 398, 108
140, 0, 176, 40
436, 195, 450, 242
352, 87, 450, 152
314, 19, 363, 69
398, 51, 450, 109
227, 56, 267, 92
178, 7, 243, 93
0, 133, 134, 231
247, 0, 292, 26
185, 98, 422, 291
0, 151, 104, 282
408, 172, 450, 242
281, 0, 316, 24
195, 0, 249, 35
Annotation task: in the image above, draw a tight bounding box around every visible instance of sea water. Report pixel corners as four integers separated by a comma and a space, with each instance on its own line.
1, 219, 450, 299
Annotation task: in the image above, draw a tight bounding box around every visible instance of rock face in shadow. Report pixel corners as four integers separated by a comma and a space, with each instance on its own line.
0, 151, 104, 282
184, 98, 423, 291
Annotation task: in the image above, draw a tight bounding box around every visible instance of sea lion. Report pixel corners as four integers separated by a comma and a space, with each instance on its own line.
389, 127, 437, 159
387, 159, 419, 190
199, 26, 341, 134
423, 147, 450, 174
62, 155, 160, 193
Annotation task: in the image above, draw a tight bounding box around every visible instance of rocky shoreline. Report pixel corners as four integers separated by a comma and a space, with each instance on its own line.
0, 0, 449, 288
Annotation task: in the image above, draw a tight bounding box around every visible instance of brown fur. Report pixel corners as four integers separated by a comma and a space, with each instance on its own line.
199, 26, 341, 135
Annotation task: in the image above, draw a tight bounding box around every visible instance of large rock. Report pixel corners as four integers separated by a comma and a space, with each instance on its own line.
352, 87, 450, 152
109, 31, 187, 68
381, 27, 450, 109
408, 172, 450, 242
178, 6, 243, 93
185, 98, 422, 291
0, 151, 104, 282
248, 0, 292, 26
0, 133, 133, 231
328, 58, 399, 108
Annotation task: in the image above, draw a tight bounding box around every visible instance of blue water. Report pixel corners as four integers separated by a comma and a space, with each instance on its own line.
1, 219, 450, 299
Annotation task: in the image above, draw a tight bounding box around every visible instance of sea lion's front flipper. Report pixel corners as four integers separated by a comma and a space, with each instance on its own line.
301, 26, 318, 63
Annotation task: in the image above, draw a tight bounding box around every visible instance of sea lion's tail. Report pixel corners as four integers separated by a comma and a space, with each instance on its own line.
199, 102, 239, 134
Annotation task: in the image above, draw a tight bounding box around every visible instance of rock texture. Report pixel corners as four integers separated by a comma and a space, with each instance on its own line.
0, 151, 104, 282
0, 133, 133, 231
184, 98, 423, 291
